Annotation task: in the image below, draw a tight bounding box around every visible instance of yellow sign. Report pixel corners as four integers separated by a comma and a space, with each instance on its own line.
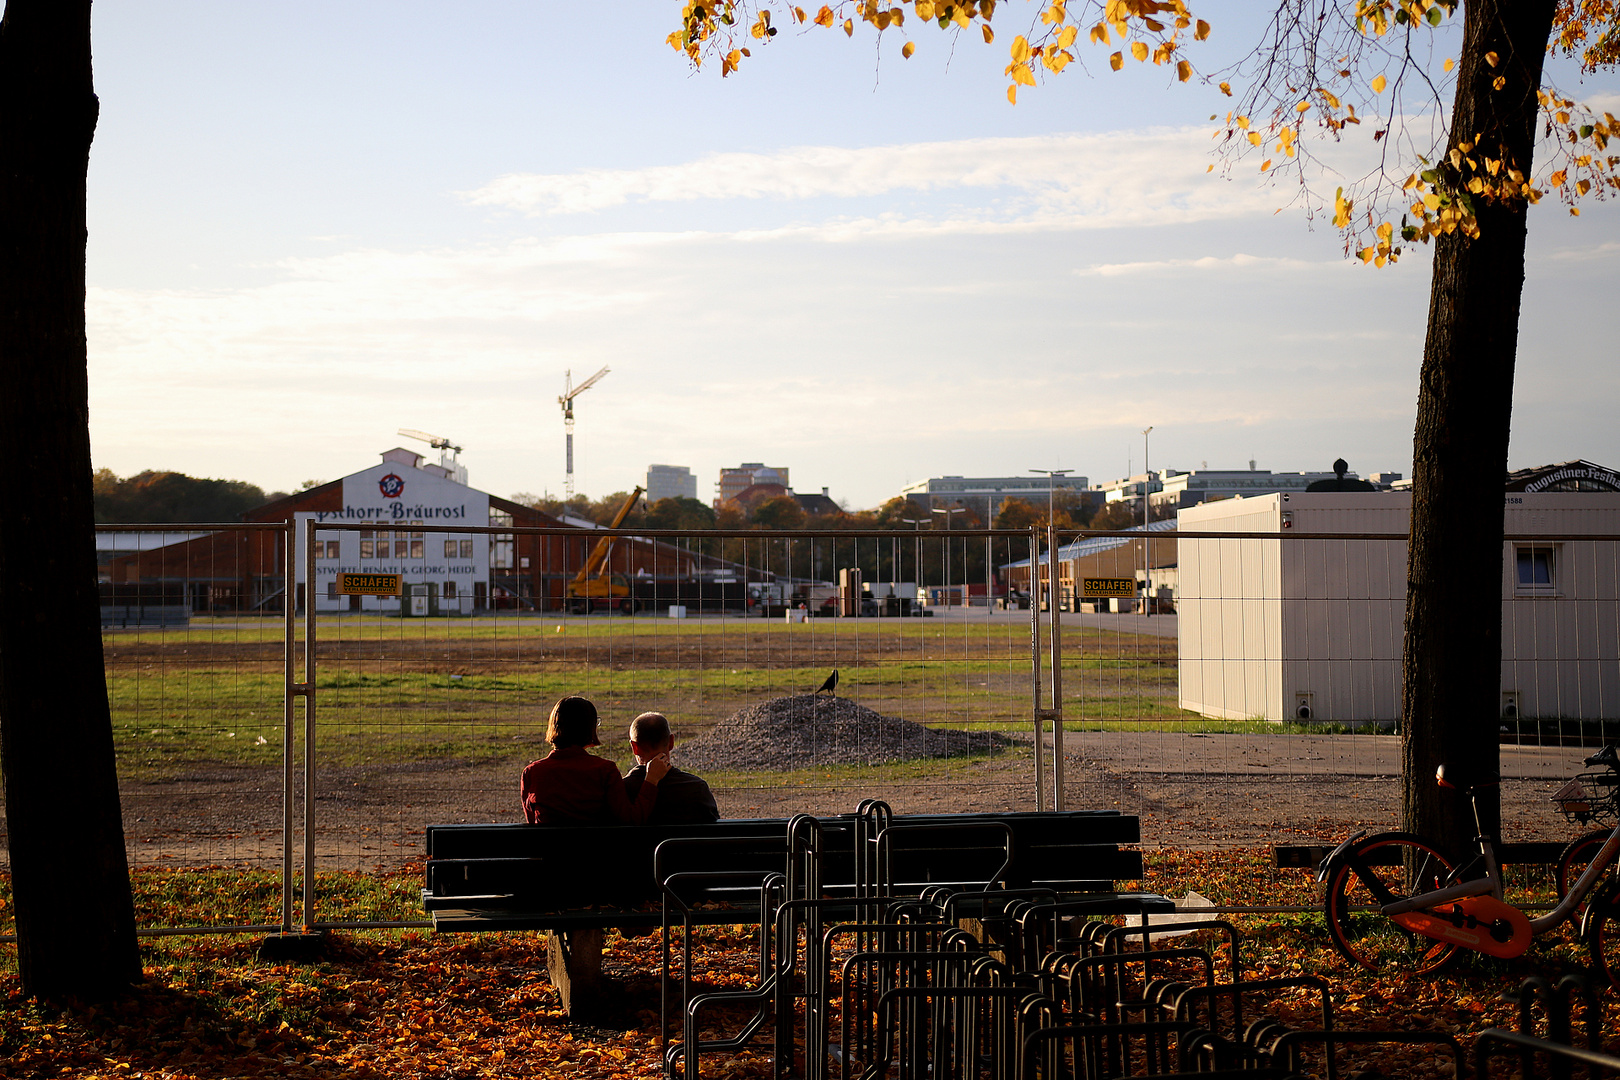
1081, 577, 1137, 598
336, 572, 402, 596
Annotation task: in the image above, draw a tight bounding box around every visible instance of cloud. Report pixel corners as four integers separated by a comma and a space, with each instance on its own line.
1077, 253, 1325, 276
463, 130, 1278, 228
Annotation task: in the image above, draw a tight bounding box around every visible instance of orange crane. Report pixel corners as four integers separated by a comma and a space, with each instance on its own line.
565, 486, 644, 614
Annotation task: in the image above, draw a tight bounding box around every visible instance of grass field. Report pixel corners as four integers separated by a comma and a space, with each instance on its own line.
102, 613, 1205, 781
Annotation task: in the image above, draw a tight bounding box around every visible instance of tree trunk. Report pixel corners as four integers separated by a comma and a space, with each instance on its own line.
1402, 0, 1557, 856
0, 0, 142, 998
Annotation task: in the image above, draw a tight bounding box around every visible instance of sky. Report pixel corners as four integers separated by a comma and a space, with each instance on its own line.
85, 1, 1620, 509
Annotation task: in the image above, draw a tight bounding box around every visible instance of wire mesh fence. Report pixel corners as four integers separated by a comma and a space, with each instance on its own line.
0, 518, 1613, 933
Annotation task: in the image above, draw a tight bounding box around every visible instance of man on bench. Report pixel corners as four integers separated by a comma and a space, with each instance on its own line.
623, 711, 719, 825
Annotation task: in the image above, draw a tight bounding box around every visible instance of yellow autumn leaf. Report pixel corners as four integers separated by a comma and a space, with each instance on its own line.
1492, 76, 1506, 91
1195, 19, 1210, 39
1131, 41, 1148, 62
1333, 187, 1351, 228
1008, 84, 1018, 104
1422, 192, 1440, 210
1260, 158, 1272, 170
916, 0, 935, 18
1549, 169, 1567, 187
1109, 50, 1123, 70
1484, 51, 1499, 67
1010, 35, 1031, 63
902, 40, 916, 58
1443, 57, 1454, 72
815, 6, 836, 27
1206, 163, 1214, 172
1247, 131, 1262, 146
843, 17, 854, 35
1320, 89, 1340, 108
1057, 25, 1078, 48
1371, 74, 1386, 94
1295, 100, 1310, 113
1177, 60, 1190, 81
1012, 62, 1036, 86
983, 24, 994, 43
1219, 81, 1232, 96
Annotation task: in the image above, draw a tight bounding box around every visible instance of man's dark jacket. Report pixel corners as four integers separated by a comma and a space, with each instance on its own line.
623, 763, 719, 825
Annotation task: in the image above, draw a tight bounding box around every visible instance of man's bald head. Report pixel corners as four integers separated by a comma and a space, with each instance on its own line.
630, 712, 673, 759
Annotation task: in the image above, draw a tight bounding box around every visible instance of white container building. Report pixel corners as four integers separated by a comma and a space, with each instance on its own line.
1177, 491, 1620, 724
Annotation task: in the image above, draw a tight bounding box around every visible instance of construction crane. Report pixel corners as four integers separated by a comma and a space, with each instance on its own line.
558, 366, 609, 497
398, 428, 466, 484
565, 486, 644, 614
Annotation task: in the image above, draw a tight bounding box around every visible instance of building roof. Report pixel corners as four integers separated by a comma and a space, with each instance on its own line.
1505, 460, 1620, 493
1000, 518, 1177, 570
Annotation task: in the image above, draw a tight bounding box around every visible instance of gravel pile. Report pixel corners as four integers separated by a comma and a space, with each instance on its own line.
678, 694, 1011, 771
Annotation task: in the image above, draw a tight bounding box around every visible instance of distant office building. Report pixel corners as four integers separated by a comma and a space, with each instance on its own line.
718, 463, 789, 507
899, 474, 1092, 523
1102, 467, 1361, 515
646, 464, 697, 504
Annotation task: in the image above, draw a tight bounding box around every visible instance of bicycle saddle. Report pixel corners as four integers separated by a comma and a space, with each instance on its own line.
1436, 762, 1500, 790
1586, 746, 1620, 769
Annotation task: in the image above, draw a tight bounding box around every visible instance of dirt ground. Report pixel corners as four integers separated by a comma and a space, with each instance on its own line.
100, 731, 1596, 869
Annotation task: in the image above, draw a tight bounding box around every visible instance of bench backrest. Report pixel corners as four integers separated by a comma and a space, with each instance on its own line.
425, 811, 1143, 910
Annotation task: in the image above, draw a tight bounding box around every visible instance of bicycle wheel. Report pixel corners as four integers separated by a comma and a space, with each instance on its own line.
1323, 832, 1459, 975
1587, 881, 1620, 987
1557, 828, 1613, 899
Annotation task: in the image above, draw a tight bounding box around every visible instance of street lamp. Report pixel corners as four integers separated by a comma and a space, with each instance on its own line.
901, 517, 927, 602
1141, 426, 1153, 615
1028, 468, 1074, 528
1028, 468, 1073, 612
932, 506, 969, 607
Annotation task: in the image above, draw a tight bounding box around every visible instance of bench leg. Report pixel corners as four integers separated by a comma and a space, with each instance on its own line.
545, 928, 605, 1017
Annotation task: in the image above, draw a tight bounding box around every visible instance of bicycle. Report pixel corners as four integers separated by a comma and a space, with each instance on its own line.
1551, 745, 1620, 899
1318, 750, 1620, 982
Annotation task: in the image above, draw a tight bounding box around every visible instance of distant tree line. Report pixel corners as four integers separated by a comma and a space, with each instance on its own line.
507, 487, 1157, 588
93, 468, 279, 523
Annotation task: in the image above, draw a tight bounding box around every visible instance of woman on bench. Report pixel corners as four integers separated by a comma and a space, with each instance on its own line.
520, 696, 669, 824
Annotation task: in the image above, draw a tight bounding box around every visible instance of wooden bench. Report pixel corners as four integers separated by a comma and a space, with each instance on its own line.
423, 810, 1161, 1014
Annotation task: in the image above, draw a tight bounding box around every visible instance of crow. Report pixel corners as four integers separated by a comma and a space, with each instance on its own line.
814, 669, 839, 696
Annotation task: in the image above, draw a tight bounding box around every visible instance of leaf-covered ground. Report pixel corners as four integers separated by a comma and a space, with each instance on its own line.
2, 850, 1617, 1078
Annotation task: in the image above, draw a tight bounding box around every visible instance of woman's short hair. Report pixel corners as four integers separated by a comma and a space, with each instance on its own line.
547, 696, 600, 748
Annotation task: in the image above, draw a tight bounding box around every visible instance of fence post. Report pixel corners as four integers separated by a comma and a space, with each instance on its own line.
281, 517, 296, 933
1048, 522, 1065, 811
1030, 528, 1046, 811
302, 518, 318, 929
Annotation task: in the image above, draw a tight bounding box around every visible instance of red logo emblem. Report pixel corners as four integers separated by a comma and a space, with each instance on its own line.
378, 473, 405, 498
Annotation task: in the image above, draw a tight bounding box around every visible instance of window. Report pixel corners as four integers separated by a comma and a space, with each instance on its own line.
410, 540, 424, 558
324, 540, 341, 559
459, 539, 474, 559
1516, 545, 1556, 593
326, 580, 339, 599
360, 540, 375, 558
443, 581, 457, 600
444, 539, 458, 559
360, 529, 374, 539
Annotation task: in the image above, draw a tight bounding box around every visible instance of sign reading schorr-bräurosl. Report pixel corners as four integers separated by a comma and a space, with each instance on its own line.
319, 461, 489, 523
